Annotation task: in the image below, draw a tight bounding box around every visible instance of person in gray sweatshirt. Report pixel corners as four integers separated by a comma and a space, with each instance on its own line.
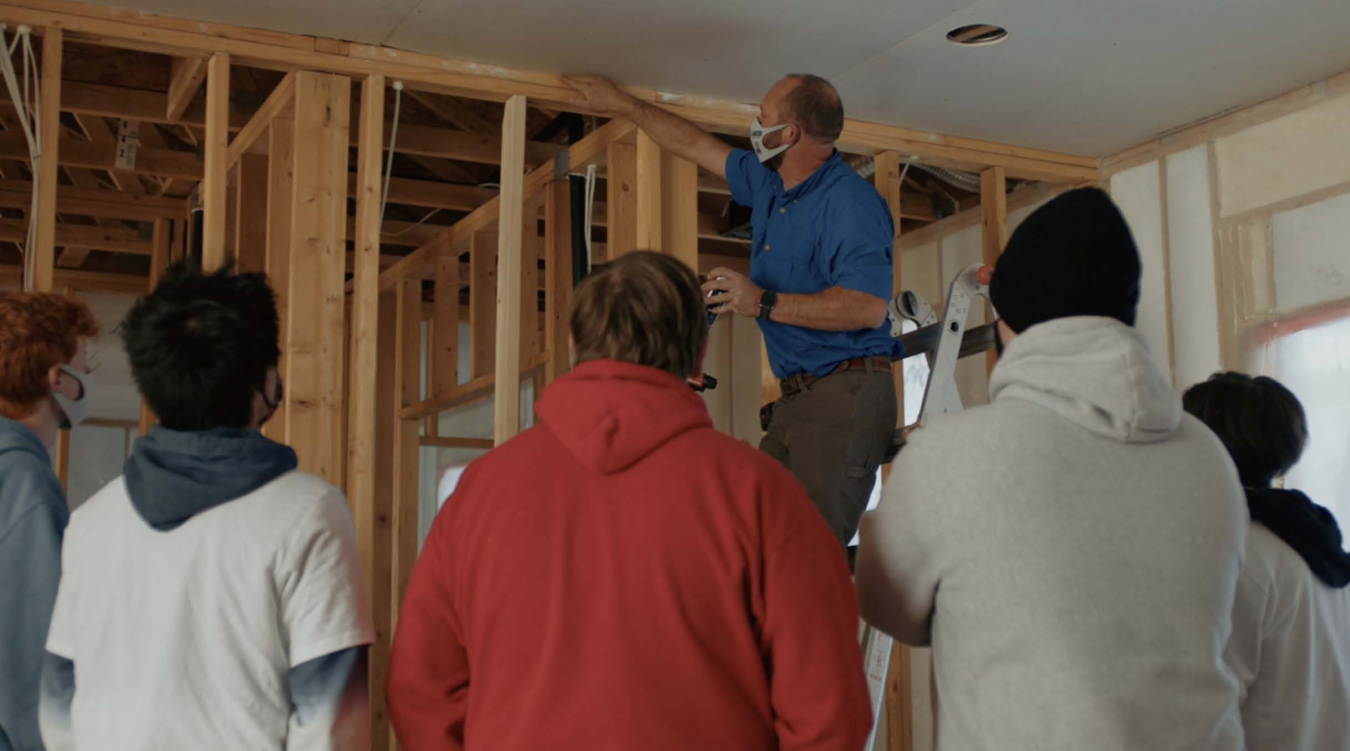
856, 187, 1248, 751
0, 292, 99, 751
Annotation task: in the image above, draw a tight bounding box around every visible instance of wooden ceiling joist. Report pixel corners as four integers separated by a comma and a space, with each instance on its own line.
1, 81, 564, 168
0, 0, 1098, 184
0, 133, 201, 180
0, 218, 151, 254
0, 263, 149, 294
165, 57, 208, 123
0, 180, 182, 220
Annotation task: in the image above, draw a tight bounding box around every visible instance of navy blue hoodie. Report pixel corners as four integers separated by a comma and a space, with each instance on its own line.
0, 418, 66, 751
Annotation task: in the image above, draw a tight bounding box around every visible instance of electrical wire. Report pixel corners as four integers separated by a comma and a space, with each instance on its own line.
378, 81, 404, 230
583, 164, 596, 271
0, 26, 41, 290
381, 207, 442, 238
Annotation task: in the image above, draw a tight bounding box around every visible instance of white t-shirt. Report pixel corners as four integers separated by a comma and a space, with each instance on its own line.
1226, 522, 1350, 751
46, 471, 375, 750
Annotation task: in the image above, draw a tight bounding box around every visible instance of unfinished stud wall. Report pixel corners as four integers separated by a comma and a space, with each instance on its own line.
1104, 66, 1350, 389
1104, 68, 1350, 525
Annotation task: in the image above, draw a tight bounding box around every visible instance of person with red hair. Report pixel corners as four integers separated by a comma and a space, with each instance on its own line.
0, 291, 98, 751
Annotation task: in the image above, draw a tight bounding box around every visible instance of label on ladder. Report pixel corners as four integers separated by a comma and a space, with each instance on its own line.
115, 119, 140, 172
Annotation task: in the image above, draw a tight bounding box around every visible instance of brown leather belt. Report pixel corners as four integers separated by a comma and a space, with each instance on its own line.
778, 357, 893, 398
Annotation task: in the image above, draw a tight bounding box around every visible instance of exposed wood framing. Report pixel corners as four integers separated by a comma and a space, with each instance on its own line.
469, 231, 496, 378
360, 173, 494, 211
661, 152, 699, 269
0, 265, 148, 294
519, 207, 540, 359
388, 276, 421, 653
875, 150, 913, 751
138, 218, 172, 435
899, 183, 1073, 252
544, 179, 572, 384
419, 436, 494, 450
635, 131, 662, 251
432, 248, 459, 396
0, 133, 200, 179
0, 219, 149, 254
980, 166, 1008, 372
283, 71, 350, 481
234, 153, 268, 271
262, 117, 294, 443
32, 26, 62, 292
400, 351, 550, 420
377, 118, 635, 290
200, 52, 230, 270
493, 95, 527, 445
0, 0, 1096, 183
368, 290, 397, 751
227, 72, 296, 167
0, 180, 182, 219
165, 56, 207, 123
606, 141, 638, 257
348, 75, 385, 665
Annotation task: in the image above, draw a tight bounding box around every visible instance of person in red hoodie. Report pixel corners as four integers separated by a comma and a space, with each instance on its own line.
387, 251, 871, 751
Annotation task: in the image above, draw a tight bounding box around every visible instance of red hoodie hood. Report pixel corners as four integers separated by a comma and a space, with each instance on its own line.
535, 360, 714, 475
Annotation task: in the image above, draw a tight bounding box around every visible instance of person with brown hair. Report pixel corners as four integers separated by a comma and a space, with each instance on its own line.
387, 251, 871, 751
562, 73, 901, 552
1184, 373, 1350, 751
0, 292, 98, 751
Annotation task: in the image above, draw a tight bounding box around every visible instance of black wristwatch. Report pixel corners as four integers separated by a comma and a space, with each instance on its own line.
758, 290, 778, 320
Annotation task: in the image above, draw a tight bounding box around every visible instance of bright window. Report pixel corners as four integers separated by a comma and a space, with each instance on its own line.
1247, 307, 1350, 526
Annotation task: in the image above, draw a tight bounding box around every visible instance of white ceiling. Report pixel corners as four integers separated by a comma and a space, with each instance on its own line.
95, 0, 1350, 156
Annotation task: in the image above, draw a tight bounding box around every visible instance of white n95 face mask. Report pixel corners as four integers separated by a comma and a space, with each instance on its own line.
750, 118, 791, 163
52, 365, 96, 429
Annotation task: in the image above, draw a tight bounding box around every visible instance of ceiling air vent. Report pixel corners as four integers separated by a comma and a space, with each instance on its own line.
945, 24, 1009, 47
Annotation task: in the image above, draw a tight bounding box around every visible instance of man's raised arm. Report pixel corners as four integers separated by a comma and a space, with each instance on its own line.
560, 75, 733, 178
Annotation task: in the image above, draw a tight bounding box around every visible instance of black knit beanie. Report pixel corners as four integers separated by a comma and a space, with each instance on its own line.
989, 187, 1142, 334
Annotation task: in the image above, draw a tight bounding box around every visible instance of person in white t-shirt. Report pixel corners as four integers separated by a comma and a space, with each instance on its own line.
38, 264, 375, 751
1184, 372, 1350, 751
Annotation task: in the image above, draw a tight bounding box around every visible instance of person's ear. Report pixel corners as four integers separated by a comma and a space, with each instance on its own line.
46, 364, 63, 392
568, 335, 577, 369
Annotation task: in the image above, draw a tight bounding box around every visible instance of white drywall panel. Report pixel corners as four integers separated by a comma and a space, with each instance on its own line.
1272, 191, 1350, 313
1166, 146, 1222, 389
1109, 160, 1173, 380
1214, 91, 1350, 218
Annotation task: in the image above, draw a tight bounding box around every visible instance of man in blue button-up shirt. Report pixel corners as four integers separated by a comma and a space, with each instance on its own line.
563, 73, 902, 553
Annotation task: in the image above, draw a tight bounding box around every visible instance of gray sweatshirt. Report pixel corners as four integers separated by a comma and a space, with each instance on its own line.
0, 418, 66, 751
857, 316, 1248, 751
